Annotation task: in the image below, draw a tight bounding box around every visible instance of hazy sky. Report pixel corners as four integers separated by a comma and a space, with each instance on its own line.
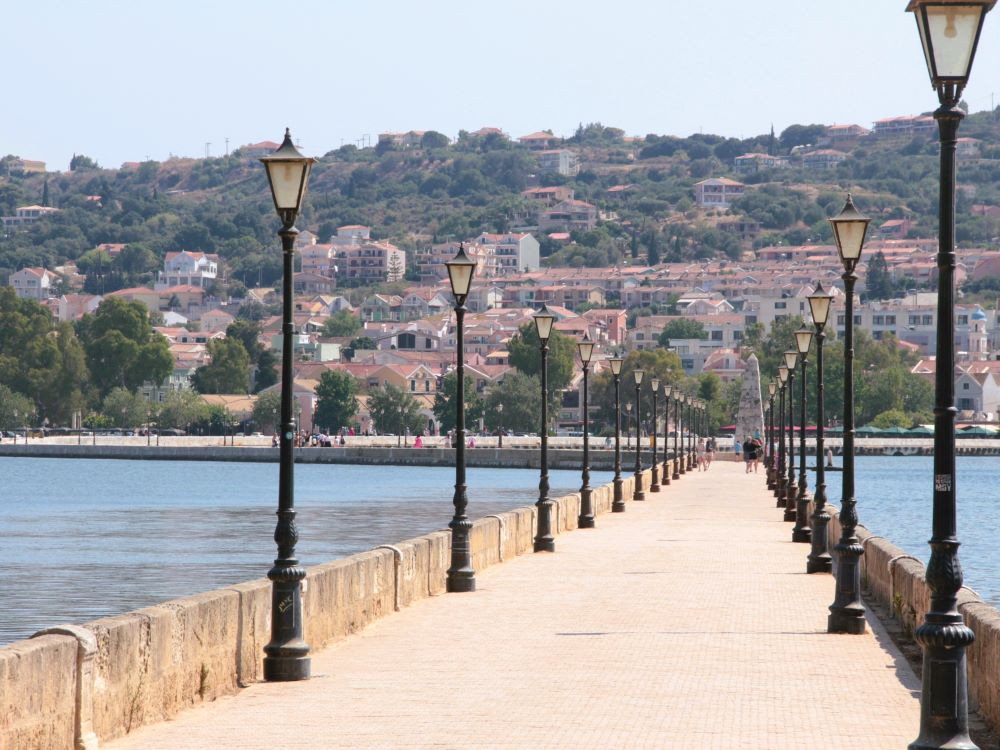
5, 0, 1000, 170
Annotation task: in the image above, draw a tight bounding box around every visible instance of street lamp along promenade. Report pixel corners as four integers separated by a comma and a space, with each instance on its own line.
776, 364, 788, 506
445, 244, 477, 593
792, 326, 814, 543
907, 2, 994, 747
649, 377, 661, 492
828, 194, 871, 632
662, 384, 672, 484
577, 335, 595, 528
676, 391, 686, 476
766, 380, 777, 490
671, 388, 681, 481
806, 282, 833, 575
783, 349, 799, 522
259, 129, 314, 682
608, 357, 626, 512
533, 305, 556, 553
632, 369, 645, 501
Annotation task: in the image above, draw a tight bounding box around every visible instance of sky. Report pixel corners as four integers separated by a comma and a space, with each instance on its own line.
5, 0, 1000, 171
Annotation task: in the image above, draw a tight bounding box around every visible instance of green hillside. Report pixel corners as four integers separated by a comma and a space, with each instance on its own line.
3, 113, 1000, 293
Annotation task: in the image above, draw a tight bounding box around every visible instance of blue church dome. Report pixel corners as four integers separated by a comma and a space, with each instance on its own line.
972, 307, 987, 321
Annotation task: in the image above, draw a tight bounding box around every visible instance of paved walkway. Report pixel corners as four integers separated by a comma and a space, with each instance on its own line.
106, 462, 921, 749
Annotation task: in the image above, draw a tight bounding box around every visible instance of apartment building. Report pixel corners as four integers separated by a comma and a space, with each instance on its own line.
693, 178, 745, 208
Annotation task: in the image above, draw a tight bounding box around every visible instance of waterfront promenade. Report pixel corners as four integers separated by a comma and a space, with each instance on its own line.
104, 461, 920, 750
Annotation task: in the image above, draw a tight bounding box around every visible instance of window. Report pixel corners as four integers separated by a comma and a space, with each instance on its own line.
682, 359, 694, 370
963, 382, 970, 390
775, 302, 786, 310
909, 315, 920, 325
854, 315, 861, 325
410, 380, 416, 392
887, 316, 896, 325
923, 315, 933, 326
837, 315, 846, 325
734, 331, 743, 340
958, 315, 969, 325
711, 330, 723, 341
874, 316, 884, 326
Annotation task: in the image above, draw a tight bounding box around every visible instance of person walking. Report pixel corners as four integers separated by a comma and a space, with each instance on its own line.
742, 437, 754, 473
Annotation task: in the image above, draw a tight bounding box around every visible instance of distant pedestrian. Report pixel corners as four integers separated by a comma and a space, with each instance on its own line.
733, 436, 741, 456
742, 437, 754, 473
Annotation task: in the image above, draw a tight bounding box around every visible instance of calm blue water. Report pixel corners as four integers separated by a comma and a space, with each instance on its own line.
0, 458, 610, 645
822, 455, 1000, 607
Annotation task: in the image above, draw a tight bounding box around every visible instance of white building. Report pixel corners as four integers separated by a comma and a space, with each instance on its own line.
9, 267, 59, 300
157, 251, 219, 290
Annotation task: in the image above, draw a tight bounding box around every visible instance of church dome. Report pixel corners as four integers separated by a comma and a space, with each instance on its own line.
972, 307, 987, 322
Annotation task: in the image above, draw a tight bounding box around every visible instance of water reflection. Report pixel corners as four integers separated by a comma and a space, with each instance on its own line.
0, 458, 608, 645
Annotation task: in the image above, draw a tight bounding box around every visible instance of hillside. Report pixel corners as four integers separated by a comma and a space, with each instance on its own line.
3, 114, 1000, 294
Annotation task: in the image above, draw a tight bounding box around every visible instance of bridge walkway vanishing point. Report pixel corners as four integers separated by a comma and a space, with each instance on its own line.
105, 461, 920, 749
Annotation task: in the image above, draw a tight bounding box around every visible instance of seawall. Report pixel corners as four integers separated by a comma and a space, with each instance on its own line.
0, 459, 680, 749
820, 500, 1000, 736
0, 443, 679, 471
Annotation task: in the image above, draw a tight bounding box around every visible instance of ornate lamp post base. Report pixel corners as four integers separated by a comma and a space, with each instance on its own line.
791, 492, 812, 543
263, 573, 311, 682
612, 478, 625, 512
807, 510, 832, 574
579, 488, 595, 528
650, 467, 661, 492
827, 541, 866, 634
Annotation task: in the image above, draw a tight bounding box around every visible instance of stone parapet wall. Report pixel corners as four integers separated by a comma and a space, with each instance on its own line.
821, 501, 1000, 736
0, 443, 685, 472
1, 462, 671, 749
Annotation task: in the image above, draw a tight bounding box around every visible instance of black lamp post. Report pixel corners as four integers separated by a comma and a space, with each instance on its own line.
445, 244, 477, 592
662, 384, 672, 484
776, 366, 789, 504
533, 305, 556, 553
792, 327, 814, 543
672, 390, 681, 480
766, 381, 777, 490
497, 402, 503, 449
260, 129, 314, 682
632, 369, 645, 501
677, 392, 687, 476
828, 194, 871, 632
907, 3, 993, 745
577, 335, 595, 528
807, 282, 833, 575
609, 357, 625, 512
685, 395, 694, 470
625, 401, 632, 451
649, 377, 661, 492
783, 349, 799, 521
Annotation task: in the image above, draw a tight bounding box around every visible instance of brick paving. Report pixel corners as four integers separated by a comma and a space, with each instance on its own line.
106, 462, 921, 749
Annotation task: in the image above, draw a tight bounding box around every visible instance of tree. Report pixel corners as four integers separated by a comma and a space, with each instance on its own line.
643, 228, 661, 266
778, 124, 826, 150
482, 372, 541, 434
41, 178, 50, 208
157, 389, 209, 430
367, 383, 424, 435
0, 385, 36, 429
101, 387, 148, 427
433, 372, 484, 433
321, 310, 361, 338
191, 338, 251, 394
865, 251, 894, 301
313, 370, 359, 431
251, 390, 283, 433
77, 297, 172, 396
387, 253, 404, 282
658, 319, 707, 347
870, 409, 910, 429
590, 349, 687, 431
506, 323, 576, 393
420, 131, 450, 149
0, 289, 88, 424
69, 154, 99, 171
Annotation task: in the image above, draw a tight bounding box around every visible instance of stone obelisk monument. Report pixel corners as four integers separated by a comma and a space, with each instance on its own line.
735, 353, 765, 443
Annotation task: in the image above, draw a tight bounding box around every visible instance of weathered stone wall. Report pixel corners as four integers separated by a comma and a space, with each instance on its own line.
823, 502, 1000, 736
1, 466, 659, 749
0, 443, 680, 471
